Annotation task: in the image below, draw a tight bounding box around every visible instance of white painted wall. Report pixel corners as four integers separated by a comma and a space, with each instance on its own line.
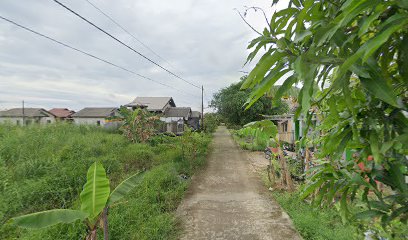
160, 116, 184, 123
0, 116, 55, 125
73, 118, 106, 126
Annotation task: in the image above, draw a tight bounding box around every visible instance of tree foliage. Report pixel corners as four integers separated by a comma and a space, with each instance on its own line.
211, 76, 290, 126
243, 0, 408, 235
119, 107, 161, 143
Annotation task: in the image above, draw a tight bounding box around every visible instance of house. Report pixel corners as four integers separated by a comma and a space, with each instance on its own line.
49, 108, 75, 121
71, 107, 122, 128
125, 97, 176, 113
188, 111, 201, 130
160, 107, 192, 134
264, 114, 318, 145
0, 108, 56, 125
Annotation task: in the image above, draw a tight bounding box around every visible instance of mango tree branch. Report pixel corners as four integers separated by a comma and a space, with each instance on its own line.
234, 8, 262, 36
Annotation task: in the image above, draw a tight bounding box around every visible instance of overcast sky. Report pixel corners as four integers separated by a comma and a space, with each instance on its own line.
0, 0, 285, 111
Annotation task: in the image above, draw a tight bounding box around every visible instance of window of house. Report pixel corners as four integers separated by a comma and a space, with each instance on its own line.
16, 120, 20, 125
25, 120, 32, 125
283, 122, 288, 132
47, 120, 51, 124
96, 120, 101, 126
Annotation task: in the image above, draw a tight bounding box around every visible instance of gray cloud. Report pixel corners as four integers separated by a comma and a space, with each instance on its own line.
0, 0, 281, 111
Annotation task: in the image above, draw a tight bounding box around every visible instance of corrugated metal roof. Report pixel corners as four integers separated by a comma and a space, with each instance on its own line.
191, 111, 201, 118
125, 97, 175, 111
49, 108, 75, 118
71, 107, 118, 118
0, 108, 54, 117
164, 107, 191, 118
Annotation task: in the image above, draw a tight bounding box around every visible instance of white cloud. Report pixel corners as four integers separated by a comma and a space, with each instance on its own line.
0, 0, 283, 112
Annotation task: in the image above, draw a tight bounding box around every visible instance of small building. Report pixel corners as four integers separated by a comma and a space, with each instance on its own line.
49, 108, 75, 121
71, 107, 121, 127
188, 111, 201, 130
264, 114, 318, 145
125, 97, 176, 113
0, 108, 56, 125
160, 107, 192, 134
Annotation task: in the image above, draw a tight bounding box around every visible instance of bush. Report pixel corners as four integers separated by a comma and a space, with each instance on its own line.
272, 190, 357, 240
0, 123, 212, 239
203, 113, 220, 133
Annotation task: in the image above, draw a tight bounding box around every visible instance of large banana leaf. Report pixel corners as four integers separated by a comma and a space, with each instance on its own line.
80, 162, 110, 222
107, 172, 144, 205
10, 209, 88, 229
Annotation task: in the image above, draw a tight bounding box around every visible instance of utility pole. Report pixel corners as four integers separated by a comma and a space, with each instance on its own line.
201, 85, 204, 131
22, 100, 25, 126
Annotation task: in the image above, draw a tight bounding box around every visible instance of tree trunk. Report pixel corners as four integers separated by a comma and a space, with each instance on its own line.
305, 148, 310, 173
102, 207, 109, 240
86, 229, 97, 240
279, 148, 294, 191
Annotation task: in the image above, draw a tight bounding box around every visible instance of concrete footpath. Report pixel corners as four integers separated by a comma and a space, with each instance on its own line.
177, 126, 302, 240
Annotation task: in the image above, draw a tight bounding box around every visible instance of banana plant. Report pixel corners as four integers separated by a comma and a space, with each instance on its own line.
8, 162, 144, 240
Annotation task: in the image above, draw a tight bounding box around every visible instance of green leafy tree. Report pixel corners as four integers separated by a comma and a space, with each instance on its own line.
203, 112, 221, 133
211, 76, 290, 126
242, 0, 407, 236
9, 162, 143, 240
119, 107, 160, 143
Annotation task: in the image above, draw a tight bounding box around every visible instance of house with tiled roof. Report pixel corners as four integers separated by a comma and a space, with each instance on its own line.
49, 108, 75, 121
71, 107, 121, 127
160, 107, 195, 134
125, 97, 176, 113
0, 108, 56, 125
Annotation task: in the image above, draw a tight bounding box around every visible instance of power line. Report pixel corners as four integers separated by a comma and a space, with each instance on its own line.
0, 15, 196, 99
52, 0, 201, 89
83, 0, 177, 71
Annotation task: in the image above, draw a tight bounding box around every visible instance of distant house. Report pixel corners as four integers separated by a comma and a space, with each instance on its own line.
0, 108, 56, 125
264, 114, 318, 145
125, 97, 176, 113
71, 107, 121, 127
49, 108, 75, 121
160, 107, 192, 134
188, 111, 201, 130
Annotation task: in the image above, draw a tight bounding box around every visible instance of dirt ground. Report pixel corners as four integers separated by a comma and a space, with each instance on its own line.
176, 126, 302, 240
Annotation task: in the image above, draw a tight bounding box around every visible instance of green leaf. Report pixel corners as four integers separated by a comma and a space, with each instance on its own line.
340, 188, 350, 224
245, 68, 290, 108
380, 140, 394, 154
369, 131, 382, 163
80, 162, 110, 222
273, 75, 297, 104
361, 16, 408, 62
243, 120, 278, 138
10, 209, 88, 229
388, 162, 408, 194
294, 56, 317, 114
241, 50, 285, 90
300, 178, 325, 199
294, 30, 312, 43
108, 171, 144, 205
358, 4, 387, 37
354, 210, 384, 220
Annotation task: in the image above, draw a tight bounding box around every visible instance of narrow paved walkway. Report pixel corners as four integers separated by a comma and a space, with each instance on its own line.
177, 126, 302, 240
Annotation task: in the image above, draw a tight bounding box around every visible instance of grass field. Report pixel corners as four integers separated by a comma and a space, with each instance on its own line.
0, 123, 211, 239
271, 190, 358, 240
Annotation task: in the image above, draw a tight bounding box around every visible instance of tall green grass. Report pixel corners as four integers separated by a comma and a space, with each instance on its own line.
0, 123, 211, 239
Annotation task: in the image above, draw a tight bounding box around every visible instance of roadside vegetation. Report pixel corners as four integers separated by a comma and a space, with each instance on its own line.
210, 76, 291, 129
0, 122, 211, 239
229, 0, 408, 239
271, 189, 357, 240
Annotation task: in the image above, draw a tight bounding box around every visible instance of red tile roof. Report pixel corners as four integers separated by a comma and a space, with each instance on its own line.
49, 108, 75, 118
